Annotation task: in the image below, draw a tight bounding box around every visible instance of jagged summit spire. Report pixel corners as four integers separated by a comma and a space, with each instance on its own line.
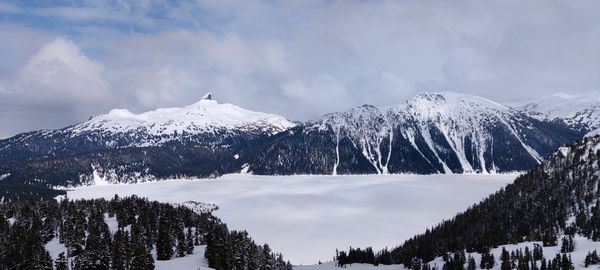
201, 92, 212, 100
188, 92, 215, 107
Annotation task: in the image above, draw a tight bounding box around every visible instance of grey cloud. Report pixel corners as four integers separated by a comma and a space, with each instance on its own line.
0, 0, 599, 137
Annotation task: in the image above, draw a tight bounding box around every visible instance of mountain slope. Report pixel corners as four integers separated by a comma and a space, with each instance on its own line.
71, 92, 295, 142
244, 92, 583, 175
0, 94, 294, 198
336, 135, 600, 267
0, 93, 295, 162
516, 91, 600, 134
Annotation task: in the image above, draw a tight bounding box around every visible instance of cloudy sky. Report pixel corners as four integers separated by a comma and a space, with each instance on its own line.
0, 0, 599, 138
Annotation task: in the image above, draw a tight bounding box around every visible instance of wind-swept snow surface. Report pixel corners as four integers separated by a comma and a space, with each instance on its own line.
67, 174, 516, 265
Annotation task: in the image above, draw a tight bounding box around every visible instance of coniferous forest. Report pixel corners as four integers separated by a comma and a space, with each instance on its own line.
0, 195, 292, 270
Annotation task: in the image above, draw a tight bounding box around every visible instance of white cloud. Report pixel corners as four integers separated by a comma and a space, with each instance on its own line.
0, 0, 599, 137
134, 66, 202, 108
10, 38, 111, 106
281, 80, 309, 100
0, 38, 114, 135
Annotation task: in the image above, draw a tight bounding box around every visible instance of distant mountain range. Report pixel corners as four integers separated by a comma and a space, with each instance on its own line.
516, 91, 600, 135
243, 92, 583, 175
1, 91, 599, 199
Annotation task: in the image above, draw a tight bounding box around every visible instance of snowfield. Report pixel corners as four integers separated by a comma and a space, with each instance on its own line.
67, 174, 517, 266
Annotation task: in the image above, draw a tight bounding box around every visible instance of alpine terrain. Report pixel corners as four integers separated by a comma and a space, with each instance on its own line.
244, 92, 583, 175
517, 92, 600, 136
0, 93, 295, 200
335, 135, 600, 269
0, 92, 593, 200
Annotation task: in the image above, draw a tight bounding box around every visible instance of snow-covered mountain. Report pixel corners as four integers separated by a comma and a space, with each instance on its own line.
244, 92, 582, 175
392, 92, 546, 172
71, 92, 295, 142
0, 91, 587, 191
516, 91, 600, 134
0, 93, 295, 161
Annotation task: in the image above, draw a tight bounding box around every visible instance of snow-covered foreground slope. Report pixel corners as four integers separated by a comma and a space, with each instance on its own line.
297, 236, 600, 270
67, 174, 516, 265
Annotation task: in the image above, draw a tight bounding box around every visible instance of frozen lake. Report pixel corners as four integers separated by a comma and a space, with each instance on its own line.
67, 174, 517, 265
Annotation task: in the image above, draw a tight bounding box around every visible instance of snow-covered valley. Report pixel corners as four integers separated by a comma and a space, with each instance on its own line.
67, 174, 517, 266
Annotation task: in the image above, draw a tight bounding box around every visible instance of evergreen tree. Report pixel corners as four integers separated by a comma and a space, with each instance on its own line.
543, 230, 558, 247
467, 255, 476, 270
176, 226, 186, 257
186, 227, 194, 255
560, 236, 574, 253
194, 226, 202, 246
533, 244, 544, 261
560, 254, 572, 270
263, 244, 273, 269
55, 252, 68, 270
480, 249, 495, 269
130, 238, 154, 270
501, 247, 511, 270
540, 258, 547, 270
338, 251, 348, 267
111, 229, 130, 270
36, 250, 53, 270
156, 215, 173, 261
411, 257, 422, 270
531, 258, 538, 270
585, 250, 600, 267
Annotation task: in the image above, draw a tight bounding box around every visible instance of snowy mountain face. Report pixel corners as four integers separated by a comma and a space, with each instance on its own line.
0, 93, 295, 161
337, 135, 600, 268
0, 91, 588, 192
516, 92, 600, 135
0, 93, 296, 190
244, 92, 583, 175
71, 92, 295, 142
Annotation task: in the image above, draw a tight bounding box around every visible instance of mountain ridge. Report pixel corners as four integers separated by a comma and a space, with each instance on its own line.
515, 91, 600, 134
74, 92, 295, 138
244, 91, 582, 175
0, 91, 595, 198
0, 93, 295, 162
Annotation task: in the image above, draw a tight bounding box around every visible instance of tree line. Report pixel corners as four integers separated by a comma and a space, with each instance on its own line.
0, 195, 292, 270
